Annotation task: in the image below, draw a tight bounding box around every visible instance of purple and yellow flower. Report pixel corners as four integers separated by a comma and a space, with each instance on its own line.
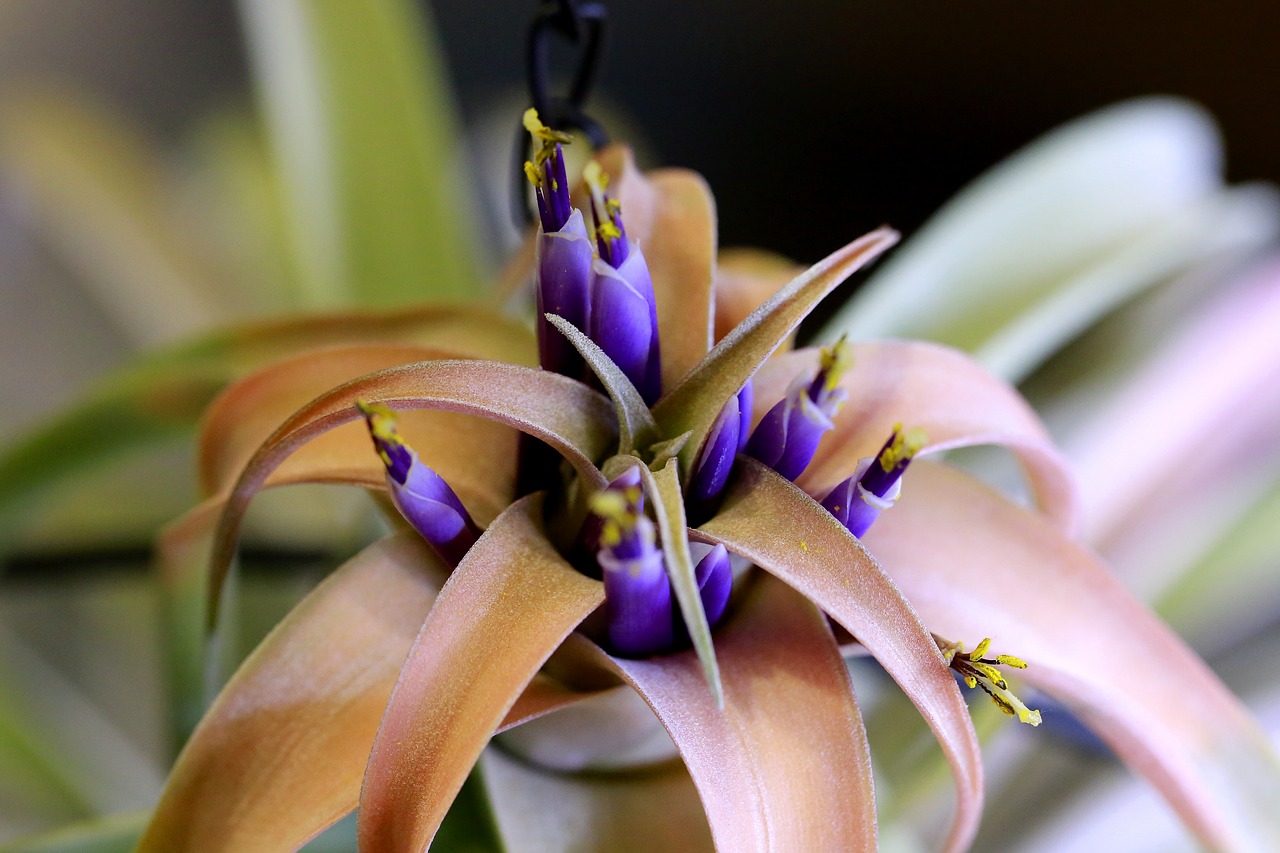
134, 118, 1280, 853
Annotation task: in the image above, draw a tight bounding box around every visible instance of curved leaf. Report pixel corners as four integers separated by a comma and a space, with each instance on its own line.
207, 360, 615, 622
558, 574, 876, 852
697, 459, 984, 853
866, 461, 1280, 851
755, 341, 1079, 532
653, 228, 898, 478
0, 305, 534, 553
239, 0, 481, 305
139, 532, 446, 852
546, 314, 658, 455
196, 343, 517, 524
357, 495, 604, 851
637, 459, 721, 706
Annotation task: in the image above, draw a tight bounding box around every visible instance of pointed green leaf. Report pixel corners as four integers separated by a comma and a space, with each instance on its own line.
636, 459, 722, 708
652, 228, 897, 477
546, 314, 656, 454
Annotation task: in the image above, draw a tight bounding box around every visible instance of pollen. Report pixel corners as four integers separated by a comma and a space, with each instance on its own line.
937, 635, 1042, 726
878, 424, 927, 473
523, 160, 542, 189
590, 487, 642, 546
523, 108, 573, 166
355, 400, 404, 449
818, 335, 854, 393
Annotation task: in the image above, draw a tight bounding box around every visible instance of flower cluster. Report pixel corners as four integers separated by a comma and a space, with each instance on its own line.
132, 110, 1280, 853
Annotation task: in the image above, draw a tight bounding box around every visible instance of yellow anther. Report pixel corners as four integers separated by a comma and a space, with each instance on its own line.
597, 220, 622, 241
356, 400, 408, 469
523, 108, 572, 170
356, 400, 402, 445
936, 634, 1041, 727
590, 488, 641, 548
879, 423, 928, 473
818, 335, 854, 393
523, 108, 573, 145
583, 160, 609, 192
523, 160, 542, 189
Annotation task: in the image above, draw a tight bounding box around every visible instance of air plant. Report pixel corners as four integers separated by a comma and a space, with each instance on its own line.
129, 109, 1280, 851
3, 2, 1280, 852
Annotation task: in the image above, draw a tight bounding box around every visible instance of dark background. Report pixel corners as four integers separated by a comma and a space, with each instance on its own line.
1, 0, 1276, 263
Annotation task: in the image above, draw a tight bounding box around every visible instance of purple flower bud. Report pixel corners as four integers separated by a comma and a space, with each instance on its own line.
822, 426, 925, 538
687, 383, 753, 523
672, 544, 733, 644
583, 162, 662, 404
357, 402, 481, 567
746, 340, 852, 482
694, 544, 732, 627
592, 482, 673, 657
736, 380, 754, 453
535, 209, 593, 377
590, 254, 661, 404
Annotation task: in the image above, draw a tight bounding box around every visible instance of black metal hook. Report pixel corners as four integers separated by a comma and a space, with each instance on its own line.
512, 0, 610, 227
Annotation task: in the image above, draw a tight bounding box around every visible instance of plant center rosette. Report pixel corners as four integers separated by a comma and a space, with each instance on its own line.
137, 114, 1280, 853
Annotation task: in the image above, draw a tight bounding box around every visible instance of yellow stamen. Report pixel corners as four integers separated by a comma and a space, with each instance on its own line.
582, 160, 623, 240
878, 424, 928, 473
523, 108, 572, 171
355, 400, 407, 469
936, 634, 1041, 727
818, 335, 854, 393
523, 160, 542, 189
590, 486, 642, 547
582, 159, 609, 192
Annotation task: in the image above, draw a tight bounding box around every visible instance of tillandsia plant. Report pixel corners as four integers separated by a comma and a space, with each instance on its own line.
126, 97, 1280, 851
4, 3, 1280, 852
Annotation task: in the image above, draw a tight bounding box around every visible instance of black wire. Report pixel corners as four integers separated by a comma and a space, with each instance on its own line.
512, 0, 610, 228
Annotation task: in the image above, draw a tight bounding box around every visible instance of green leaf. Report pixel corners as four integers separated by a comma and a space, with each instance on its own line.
653, 227, 897, 477
239, 0, 483, 306
637, 459, 722, 708
0, 812, 147, 853
546, 313, 657, 455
